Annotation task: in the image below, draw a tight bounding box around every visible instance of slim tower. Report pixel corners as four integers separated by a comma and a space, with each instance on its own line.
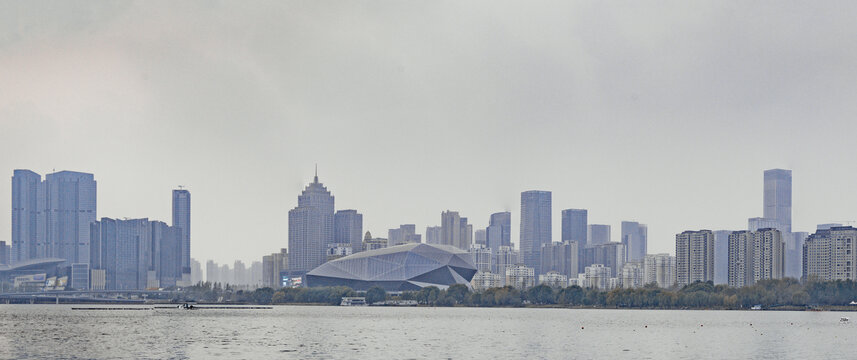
520, 191, 552, 274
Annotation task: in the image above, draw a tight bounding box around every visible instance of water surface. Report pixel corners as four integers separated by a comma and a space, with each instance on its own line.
0, 305, 852, 359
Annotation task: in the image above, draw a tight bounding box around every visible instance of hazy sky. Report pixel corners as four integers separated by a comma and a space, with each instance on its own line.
2, 1, 856, 265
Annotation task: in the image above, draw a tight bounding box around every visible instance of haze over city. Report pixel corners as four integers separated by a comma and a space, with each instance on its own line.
2, 1, 856, 266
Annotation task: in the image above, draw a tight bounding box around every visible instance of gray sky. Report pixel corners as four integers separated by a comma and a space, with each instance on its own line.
2, 1, 856, 265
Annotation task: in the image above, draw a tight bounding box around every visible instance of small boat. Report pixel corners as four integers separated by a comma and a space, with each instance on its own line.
841, 317, 849, 322
340, 297, 367, 306
750, 305, 762, 310
178, 303, 196, 310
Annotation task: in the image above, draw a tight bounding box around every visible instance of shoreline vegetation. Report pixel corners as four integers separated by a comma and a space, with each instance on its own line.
158, 278, 857, 311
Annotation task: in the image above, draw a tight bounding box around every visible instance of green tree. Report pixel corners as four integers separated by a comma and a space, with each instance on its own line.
446, 284, 470, 305
366, 286, 387, 304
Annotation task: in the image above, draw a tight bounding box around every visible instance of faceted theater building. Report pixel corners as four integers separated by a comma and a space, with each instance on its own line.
305, 243, 477, 291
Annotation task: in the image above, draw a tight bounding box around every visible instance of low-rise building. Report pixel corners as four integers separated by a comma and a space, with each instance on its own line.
538, 271, 568, 288
471, 271, 503, 291
505, 264, 535, 290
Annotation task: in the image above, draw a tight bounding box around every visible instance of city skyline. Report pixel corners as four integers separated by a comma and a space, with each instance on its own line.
2, 2, 857, 265
4, 166, 856, 266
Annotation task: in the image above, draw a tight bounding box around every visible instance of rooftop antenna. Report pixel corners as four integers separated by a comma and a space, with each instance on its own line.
314, 163, 318, 183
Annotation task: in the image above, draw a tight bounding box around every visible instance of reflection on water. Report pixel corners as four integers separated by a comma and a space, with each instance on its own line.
0, 305, 852, 359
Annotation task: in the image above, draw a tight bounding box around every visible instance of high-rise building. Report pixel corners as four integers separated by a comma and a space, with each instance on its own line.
441, 211, 471, 250
11, 169, 41, 264
425, 226, 442, 245
44, 171, 97, 266
713, 230, 733, 285
728, 229, 784, 287
492, 245, 519, 275
172, 189, 191, 284
11, 169, 96, 266
441, 211, 460, 248
520, 191, 551, 274
388, 224, 421, 246
468, 245, 492, 273
90, 217, 181, 290
250, 261, 263, 288
764, 169, 792, 233
262, 248, 288, 287
587, 224, 611, 245
334, 210, 363, 253
474, 229, 487, 246
486, 212, 512, 252
0, 241, 8, 265
540, 241, 579, 279
150, 220, 182, 288
621, 221, 647, 262
561, 209, 587, 245
205, 260, 217, 283
786, 231, 808, 279
233, 260, 247, 286
190, 258, 203, 284
643, 253, 676, 288
803, 226, 857, 282
578, 264, 613, 290
748, 217, 779, 232
580, 242, 625, 276
288, 173, 335, 275
619, 261, 644, 288
90, 218, 149, 290
675, 230, 715, 287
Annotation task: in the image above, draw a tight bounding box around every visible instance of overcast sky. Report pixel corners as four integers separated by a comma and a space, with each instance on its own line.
1, 1, 856, 265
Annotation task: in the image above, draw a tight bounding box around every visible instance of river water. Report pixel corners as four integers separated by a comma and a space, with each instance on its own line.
0, 305, 852, 359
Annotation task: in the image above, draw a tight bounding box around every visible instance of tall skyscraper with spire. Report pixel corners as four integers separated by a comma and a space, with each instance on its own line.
288, 169, 335, 276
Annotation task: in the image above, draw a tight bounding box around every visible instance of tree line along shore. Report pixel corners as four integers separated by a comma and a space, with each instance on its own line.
169, 278, 857, 310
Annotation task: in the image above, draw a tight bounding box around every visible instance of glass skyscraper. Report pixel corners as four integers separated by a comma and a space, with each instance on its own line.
621, 221, 647, 262
11, 170, 96, 266
763, 169, 792, 233
520, 191, 551, 274
487, 211, 511, 253
11, 169, 41, 264
334, 210, 363, 252
172, 189, 191, 282
561, 209, 587, 245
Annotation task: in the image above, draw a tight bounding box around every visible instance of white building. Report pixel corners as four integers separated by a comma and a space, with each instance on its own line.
539, 271, 568, 288
471, 271, 503, 291
468, 245, 492, 273
505, 264, 535, 290
579, 264, 613, 290
675, 230, 714, 286
619, 261, 644, 288
643, 253, 676, 288
728, 229, 784, 287
803, 226, 857, 281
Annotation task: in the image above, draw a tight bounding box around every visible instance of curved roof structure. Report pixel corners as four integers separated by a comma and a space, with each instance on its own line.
305, 243, 477, 291
0, 258, 65, 274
